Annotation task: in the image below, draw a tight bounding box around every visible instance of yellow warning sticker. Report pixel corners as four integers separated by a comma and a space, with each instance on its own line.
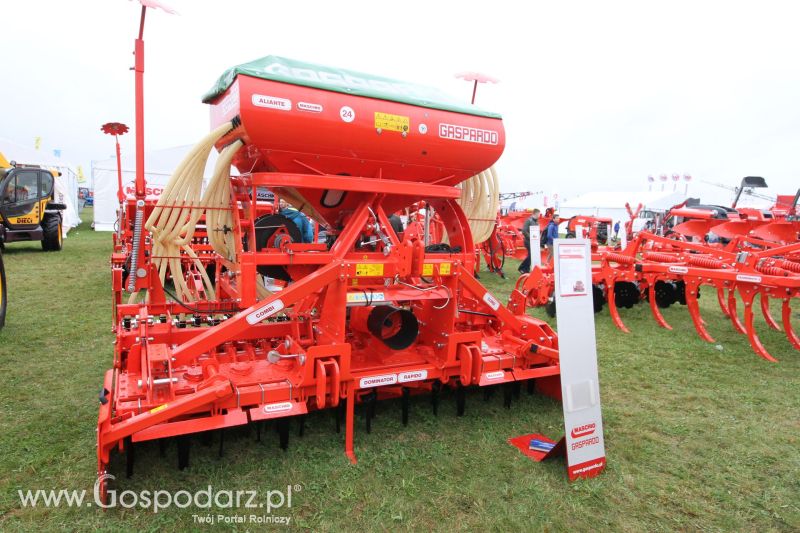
374, 112, 409, 133
149, 404, 168, 414
422, 263, 434, 276
439, 263, 451, 275
355, 263, 384, 277
347, 292, 386, 303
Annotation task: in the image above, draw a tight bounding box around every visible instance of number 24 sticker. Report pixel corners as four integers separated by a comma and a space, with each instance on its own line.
340, 106, 355, 123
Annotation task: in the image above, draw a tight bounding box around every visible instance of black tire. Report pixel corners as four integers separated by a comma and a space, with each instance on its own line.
0, 250, 6, 329
545, 298, 557, 318
592, 284, 605, 313
41, 213, 63, 251
253, 214, 301, 281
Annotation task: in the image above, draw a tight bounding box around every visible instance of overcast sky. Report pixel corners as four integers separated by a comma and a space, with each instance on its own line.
1, 0, 798, 201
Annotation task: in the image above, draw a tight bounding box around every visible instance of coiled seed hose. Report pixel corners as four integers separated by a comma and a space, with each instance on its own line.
457, 165, 500, 244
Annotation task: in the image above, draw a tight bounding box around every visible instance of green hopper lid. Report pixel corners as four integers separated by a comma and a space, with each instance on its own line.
202, 55, 501, 119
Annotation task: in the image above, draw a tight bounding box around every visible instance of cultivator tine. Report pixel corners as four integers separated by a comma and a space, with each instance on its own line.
278, 418, 290, 451
781, 299, 800, 350
298, 415, 306, 437
401, 388, 410, 426
218, 429, 225, 458
456, 383, 466, 417
158, 438, 166, 458
607, 284, 630, 333
686, 281, 715, 343
177, 436, 191, 470
647, 283, 672, 330
716, 287, 731, 317
527, 379, 535, 395
256, 421, 262, 442
727, 289, 747, 335
741, 289, 778, 362
760, 293, 781, 331
125, 436, 134, 478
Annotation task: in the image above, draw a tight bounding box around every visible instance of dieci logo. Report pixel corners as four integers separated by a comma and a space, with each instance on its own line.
252, 94, 292, 111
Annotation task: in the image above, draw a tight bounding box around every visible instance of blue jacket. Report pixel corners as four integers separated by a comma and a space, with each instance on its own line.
280, 207, 314, 243
545, 221, 559, 245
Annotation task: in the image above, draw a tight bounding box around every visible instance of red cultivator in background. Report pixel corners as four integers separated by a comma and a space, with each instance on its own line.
512, 179, 800, 362
97, 7, 561, 499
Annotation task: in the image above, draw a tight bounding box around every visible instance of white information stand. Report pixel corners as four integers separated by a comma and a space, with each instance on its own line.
551, 238, 606, 480
529, 225, 541, 268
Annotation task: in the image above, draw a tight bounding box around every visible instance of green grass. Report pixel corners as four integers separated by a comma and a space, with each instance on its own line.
0, 211, 798, 531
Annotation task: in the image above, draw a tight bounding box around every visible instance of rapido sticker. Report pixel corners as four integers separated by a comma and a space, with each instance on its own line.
340, 106, 355, 123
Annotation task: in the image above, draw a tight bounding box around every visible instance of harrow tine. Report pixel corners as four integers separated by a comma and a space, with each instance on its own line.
686, 281, 715, 343
727, 288, 747, 335
401, 387, 410, 426
277, 418, 290, 450
483, 387, 494, 401
716, 286, 731, 317
365, 390, 377, 433
782, 299, 800, 350
503, 382, 513, 409
256, 421, 262, 442
647, 282, 672, 330
741, 289, 778, 362
177, 436, 191, 470
431, 381, 440, 416
760, 293, 781, 331
456, 382, 466, 417
607, 282, 630, 333
158, 438, 166, 457
125, 436, 134, 478
218, 429, 225, 458
298, 415, 306, 437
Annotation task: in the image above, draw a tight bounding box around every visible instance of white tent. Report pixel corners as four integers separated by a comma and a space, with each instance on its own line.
558, 181, 777, 228
91, 145, 222, 231
0, 137, 81, 236
559, 190, 685, 225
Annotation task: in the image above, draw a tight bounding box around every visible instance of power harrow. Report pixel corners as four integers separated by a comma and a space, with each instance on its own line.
96, 53, 562, 497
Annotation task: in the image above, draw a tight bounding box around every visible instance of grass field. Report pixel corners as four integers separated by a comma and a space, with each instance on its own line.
0, 209, 798, 531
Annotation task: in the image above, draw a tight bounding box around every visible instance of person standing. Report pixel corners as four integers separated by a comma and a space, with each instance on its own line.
613, 220, 620, 240
518, 208, 541, 274
545, 213, 560, 262
278, 198, 314, 243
